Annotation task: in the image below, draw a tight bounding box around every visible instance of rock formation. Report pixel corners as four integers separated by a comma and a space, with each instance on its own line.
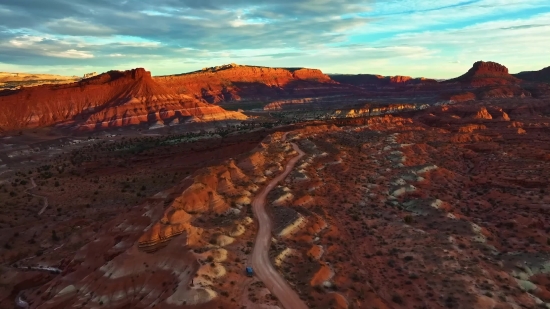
0, 68, 246, 131
442, 61, 550, 100
154, 65, 344, 104
448, 61, 520, 86
473, 107, 493, 120
446, 61, 520, 87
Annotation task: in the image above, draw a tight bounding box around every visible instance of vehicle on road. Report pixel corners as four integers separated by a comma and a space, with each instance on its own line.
246, 266, 254, 277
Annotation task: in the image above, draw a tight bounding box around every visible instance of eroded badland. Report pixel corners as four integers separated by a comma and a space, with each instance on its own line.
1, 61, 550, 309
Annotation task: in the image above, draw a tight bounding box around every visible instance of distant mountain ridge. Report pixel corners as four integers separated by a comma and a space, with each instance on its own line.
445, 61, 520, 86
1, 61, 549, 131
329, 74, 437, 88
513, 66, 550, 83
443, 61, 550, 101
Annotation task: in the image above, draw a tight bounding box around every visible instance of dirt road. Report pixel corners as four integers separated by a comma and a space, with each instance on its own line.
251, 141, 309, 309
27, 177, 49, 215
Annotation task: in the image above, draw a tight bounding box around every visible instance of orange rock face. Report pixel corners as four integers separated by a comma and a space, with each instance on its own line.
0, 68, 246, 131
154, 65, 337, 104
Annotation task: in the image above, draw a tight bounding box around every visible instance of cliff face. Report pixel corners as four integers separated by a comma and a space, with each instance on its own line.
154, 65, 343, 104
0, 68, 246, 131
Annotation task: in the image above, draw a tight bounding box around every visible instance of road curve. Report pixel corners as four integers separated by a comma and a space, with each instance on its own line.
250, 141, 309, 309
26, 178, 49, 216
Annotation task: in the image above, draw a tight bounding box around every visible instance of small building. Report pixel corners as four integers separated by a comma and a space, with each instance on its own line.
245, 266, 254, 277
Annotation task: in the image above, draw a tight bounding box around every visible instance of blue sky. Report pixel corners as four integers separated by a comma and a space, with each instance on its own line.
0, 0, 549, 78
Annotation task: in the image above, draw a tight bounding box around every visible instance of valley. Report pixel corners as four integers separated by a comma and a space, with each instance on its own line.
0, 61, 549, 309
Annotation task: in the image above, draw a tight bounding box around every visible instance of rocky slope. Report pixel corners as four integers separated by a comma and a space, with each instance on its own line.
261, 101, 550, 308
1, 130, 298, 308
514, 66, 550, 83
154, 64, 355, 105
0, 68, 246, 132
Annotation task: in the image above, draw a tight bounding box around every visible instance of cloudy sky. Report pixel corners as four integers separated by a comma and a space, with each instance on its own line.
0, 0, 549, 78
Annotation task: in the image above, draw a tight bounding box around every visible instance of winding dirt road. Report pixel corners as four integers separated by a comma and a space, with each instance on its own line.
251, 141, 309, 309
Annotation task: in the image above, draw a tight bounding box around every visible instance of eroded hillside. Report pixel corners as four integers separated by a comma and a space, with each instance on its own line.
258, 98, 550, 308
0, 68, 246, 132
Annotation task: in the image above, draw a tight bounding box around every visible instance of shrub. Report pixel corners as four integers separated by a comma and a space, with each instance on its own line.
403, 215, 414, 224
51, 230, 60, 241
391, 294, 403, 304
403, 255, 414, 262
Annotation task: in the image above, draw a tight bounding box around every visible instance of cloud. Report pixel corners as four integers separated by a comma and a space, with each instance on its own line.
48, 49, 94, 59
0, 0, 548, 77
44, 18, 115, 36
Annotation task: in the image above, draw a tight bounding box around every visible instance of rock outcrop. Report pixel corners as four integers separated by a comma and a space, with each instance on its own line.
441, 61, 548, 100
154, 65, 343, 104
447, 92, 477, 102
0, 68, 246, 131
473, 107, 493, 120
448, 61, 519, 86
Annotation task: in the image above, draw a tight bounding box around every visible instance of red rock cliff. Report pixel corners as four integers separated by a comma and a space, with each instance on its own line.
0, 68, 246, 131
154, 64, 339, 104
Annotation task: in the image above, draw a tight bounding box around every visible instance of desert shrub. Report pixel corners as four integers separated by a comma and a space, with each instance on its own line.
392, 294, 403, 304
51, 230, 60, 241
403, 255, 414, 262
403, 215, 414, 224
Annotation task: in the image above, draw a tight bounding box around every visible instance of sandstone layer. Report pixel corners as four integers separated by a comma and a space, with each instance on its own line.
0, 68, 246, 132
154, 64, 343, 104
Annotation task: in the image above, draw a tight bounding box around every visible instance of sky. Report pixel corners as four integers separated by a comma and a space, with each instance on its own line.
0, 0, 549, 78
